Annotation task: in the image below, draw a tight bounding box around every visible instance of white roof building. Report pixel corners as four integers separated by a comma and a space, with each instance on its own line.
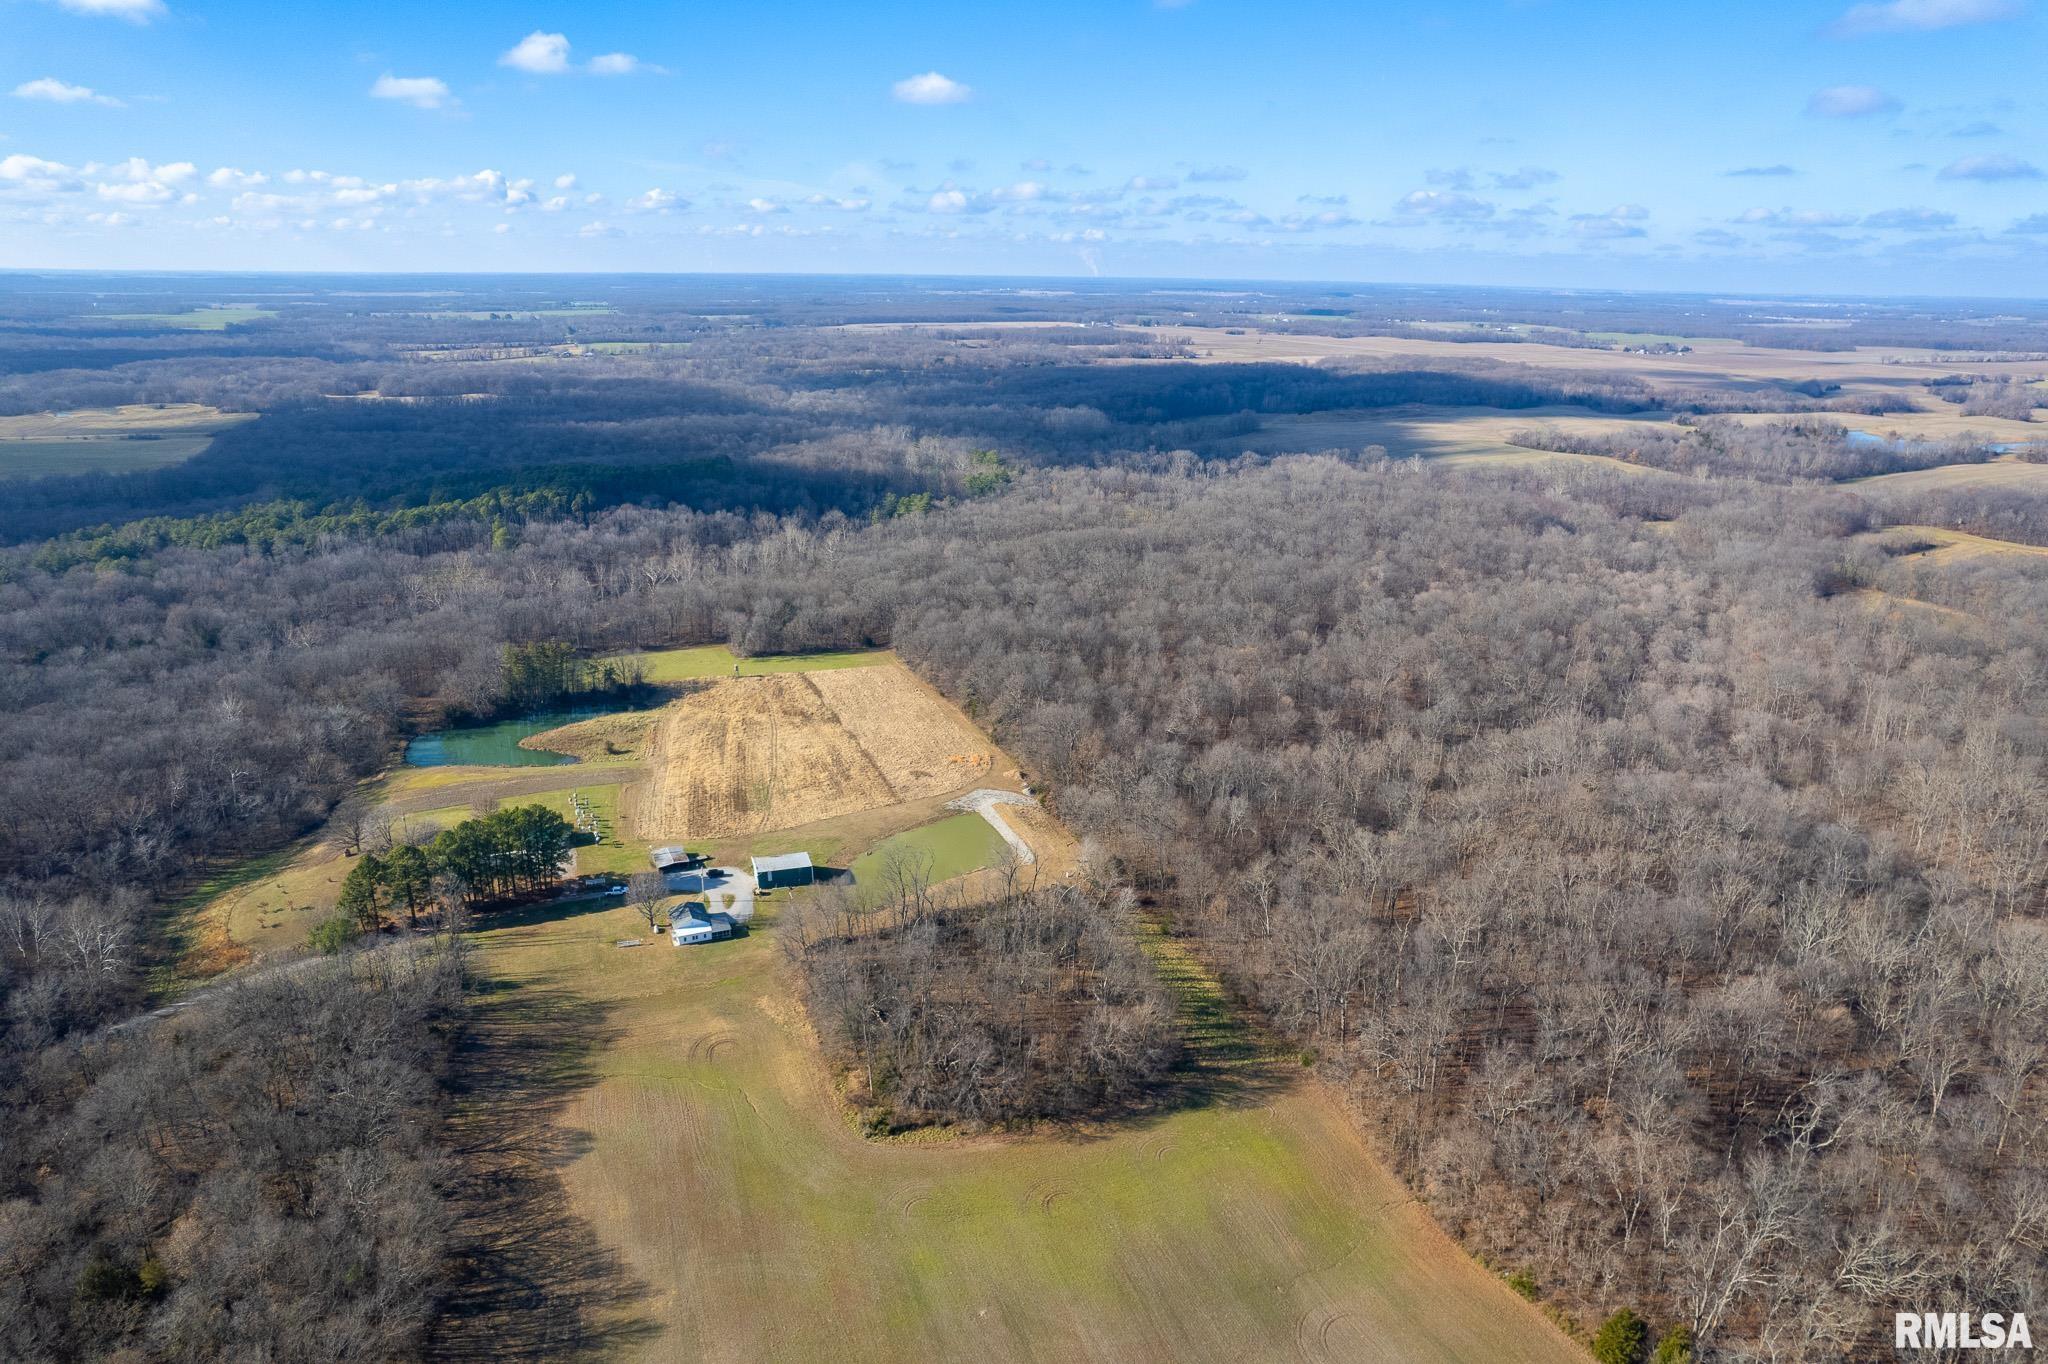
670, 905, 736, 946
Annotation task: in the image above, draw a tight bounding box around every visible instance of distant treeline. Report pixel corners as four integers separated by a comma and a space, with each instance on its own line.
1510, 415, 1996, 482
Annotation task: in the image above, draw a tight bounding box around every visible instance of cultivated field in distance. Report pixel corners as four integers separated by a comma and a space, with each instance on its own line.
1236, 403, 1678, 469
0, 403, 253, 479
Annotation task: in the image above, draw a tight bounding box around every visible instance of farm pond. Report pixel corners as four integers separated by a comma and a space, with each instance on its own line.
406, 703, 628, 767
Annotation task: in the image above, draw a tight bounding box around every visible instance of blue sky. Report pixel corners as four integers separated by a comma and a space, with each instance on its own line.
4, 0, 2047, 294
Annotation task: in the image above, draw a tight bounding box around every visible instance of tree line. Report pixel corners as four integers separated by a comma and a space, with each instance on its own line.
783, 882, 1180, 1128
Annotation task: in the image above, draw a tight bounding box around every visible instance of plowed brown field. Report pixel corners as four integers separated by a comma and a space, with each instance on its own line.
635, 664, 996, 841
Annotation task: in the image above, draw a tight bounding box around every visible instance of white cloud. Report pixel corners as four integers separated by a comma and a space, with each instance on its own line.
1939, 153, 2044, 180
501, 31, 572, 74
1863, 206, 1957, 228
629, 186, 681, 212
207, 166, 267, 188
97, 180, 171, 203
892, 71, 970, 104
578, 219, 620, 238
500, 34, 653, 78
370, 75, 454, 110
1126, 174, 1179, 191
926, 188, 972, 213
1571, 205, 1651, 239
51, 0, 162, 21
0, 154, 84, 196
1732, 206, 1859, 226
746, 196, 787, 214
101, 157, 194, 184
1826, 0, 2020, 36
79, 157, 193, 207
1271, 210, 1360, 232
554, 173, 577, 190
803, 193, 871, 211
1806, 84, 1901, 117
1391, 189, 1496, 220
12, 77, 123, 107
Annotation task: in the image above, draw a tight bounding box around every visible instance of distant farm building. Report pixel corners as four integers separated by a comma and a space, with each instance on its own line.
751, 851, 815, 889
650, 845, 699, 873
670, 905, 737, 946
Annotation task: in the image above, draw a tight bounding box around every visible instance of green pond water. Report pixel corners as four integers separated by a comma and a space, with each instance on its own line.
405, 706, 614, 767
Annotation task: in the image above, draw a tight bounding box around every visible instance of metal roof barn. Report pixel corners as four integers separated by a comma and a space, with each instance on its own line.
750, 851, 815, 889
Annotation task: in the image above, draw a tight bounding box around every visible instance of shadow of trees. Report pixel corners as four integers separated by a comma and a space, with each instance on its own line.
427, 977, 659, 1362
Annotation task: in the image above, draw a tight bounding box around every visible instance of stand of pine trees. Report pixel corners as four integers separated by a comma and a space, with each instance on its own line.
333, 805, 574, 940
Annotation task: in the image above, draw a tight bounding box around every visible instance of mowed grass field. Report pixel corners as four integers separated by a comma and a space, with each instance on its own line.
449, 888, 1587, 1364
0, 403, 253, 480
850, 810, 1009, 900
521, 782, 645, 876
185, 765, 651, 973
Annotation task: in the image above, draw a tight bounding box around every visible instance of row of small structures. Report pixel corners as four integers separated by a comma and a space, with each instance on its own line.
648, 844, 814, 946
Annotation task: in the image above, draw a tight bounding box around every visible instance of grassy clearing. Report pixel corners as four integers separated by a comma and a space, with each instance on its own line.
416, 307, 618, 319
0, 436, 217, 479
0, 403, 253, 480
1582, 330, 1715, 347
397, 803, 486, 835
1722, 408, 2044, 445
520, 710, 656, 764
745, 830, 848, 870
521, 783, 647, 876
177, 837, 350, 975
94, 307, 277, 330
452, 881, 1585, 1363
619, 643, 889, 683
1238, 405, 1674, 473
850, 812, 1008, 899
1881, 525, 2048, 564
1851, 457, 2048, 493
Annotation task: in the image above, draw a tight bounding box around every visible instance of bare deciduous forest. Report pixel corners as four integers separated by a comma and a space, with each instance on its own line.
4, 275, 2047, 1360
